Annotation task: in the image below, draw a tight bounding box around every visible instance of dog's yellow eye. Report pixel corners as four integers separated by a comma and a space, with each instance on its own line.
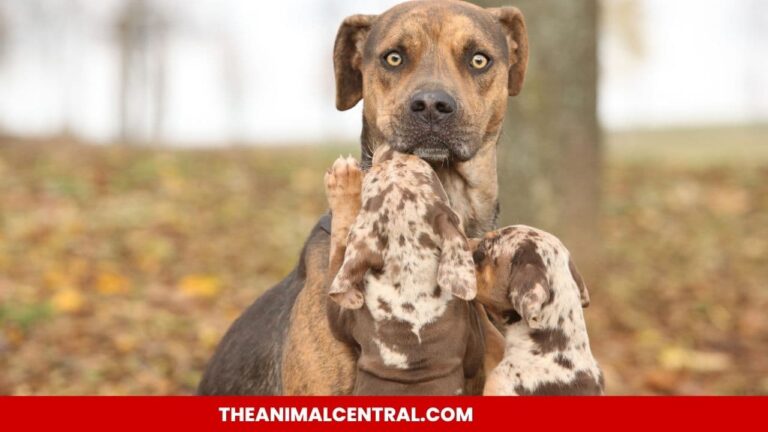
470, 53, 489, 70
385, 51, 403, 67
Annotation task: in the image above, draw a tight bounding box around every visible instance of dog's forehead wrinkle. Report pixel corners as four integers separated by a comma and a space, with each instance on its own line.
379, 30, 426, 57
446, 24, 503, 59
366, 1, 505, 61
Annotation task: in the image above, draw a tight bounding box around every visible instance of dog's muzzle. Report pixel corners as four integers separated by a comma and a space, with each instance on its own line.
389, 88, 475, 163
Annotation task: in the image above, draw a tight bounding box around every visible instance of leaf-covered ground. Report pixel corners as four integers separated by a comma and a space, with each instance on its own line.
1, 127, 766, 394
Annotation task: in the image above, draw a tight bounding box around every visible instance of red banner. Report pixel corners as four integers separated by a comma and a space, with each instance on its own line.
1, 396, 765, 431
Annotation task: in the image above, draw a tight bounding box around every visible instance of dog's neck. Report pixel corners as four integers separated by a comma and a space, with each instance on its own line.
434, 144, 499, 237
360, 122, 499, 238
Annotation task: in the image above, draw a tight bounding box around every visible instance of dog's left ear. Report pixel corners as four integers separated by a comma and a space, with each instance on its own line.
568, 256, 591, 308
488, 7, 529, 96
333, 14, 377, 111
435, 209, 477, 301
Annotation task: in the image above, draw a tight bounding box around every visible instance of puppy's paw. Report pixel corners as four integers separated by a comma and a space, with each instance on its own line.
325, 155, 363, 218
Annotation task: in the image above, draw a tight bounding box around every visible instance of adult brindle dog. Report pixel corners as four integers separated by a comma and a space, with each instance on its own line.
197, 0, 528, 395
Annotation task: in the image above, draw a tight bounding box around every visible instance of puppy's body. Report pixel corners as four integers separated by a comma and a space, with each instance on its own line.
474, 226, 603, 395
335, 296, 482, 395
327, 149, 481, 395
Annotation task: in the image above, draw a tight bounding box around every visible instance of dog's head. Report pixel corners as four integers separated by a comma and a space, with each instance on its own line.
471, 226, 590, 329
333, 0, 528, 164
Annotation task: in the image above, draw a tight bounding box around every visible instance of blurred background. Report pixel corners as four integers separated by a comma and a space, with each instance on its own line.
0, 0, 766, 395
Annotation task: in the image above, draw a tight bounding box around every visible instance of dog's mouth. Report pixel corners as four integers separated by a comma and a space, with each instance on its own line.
392, 129, 475, 165
412, 147, 451, 163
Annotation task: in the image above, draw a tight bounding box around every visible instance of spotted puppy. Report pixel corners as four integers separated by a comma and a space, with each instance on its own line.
325, 146, 483, 395
472, 225, 604, 395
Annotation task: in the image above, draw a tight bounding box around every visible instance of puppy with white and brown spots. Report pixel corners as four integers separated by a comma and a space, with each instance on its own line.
324, 146, 484, 395
472, 226, 604, 395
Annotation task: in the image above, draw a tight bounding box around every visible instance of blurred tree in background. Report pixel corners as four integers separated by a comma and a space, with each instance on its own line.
116, 0, 169, 145
473, 0, 601, 275
0, 7, 6, 62
0, 6, 5, 134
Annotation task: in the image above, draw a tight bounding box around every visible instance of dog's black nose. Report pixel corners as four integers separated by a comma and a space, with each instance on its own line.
409, 90, 457, 123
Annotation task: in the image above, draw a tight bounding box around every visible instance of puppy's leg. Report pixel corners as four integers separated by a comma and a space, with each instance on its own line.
324, 156, 363, 287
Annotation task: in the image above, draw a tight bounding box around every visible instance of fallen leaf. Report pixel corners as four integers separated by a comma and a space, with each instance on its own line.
178, 275, 221, 299
113, 334, 138, 353
197, 324, 221, 350
51, 289, 85, 313
659, 346, 732, 372
644, 369, 683, 394
96, 271, 130, 295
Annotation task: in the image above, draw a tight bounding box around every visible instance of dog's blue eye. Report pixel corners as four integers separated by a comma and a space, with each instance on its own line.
470, 53, 490, 70
384, 51, 403, 67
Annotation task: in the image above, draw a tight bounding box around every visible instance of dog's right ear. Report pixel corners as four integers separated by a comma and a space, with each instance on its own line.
333, 14, 377, 111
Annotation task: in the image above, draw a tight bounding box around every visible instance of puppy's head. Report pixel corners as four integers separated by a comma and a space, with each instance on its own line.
473, 230, 551, 328
473, 237, 549, 328
471, 227, 590, 329
333, 1, 528, 164
330, 171, 477, 309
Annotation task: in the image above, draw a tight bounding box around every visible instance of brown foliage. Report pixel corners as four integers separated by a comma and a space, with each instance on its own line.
0, 130, 766, 394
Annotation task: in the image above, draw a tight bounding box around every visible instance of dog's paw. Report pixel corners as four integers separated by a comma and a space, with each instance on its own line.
324, 155, 363, 212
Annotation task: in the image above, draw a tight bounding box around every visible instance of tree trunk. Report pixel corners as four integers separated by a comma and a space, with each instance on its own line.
475, 0, 602, 275
116, 0, 168, 145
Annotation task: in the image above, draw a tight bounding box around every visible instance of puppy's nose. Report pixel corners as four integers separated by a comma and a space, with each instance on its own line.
409, 90, 457, 123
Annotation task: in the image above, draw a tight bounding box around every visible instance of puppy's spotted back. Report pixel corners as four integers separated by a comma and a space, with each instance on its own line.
327, 146, 482, 395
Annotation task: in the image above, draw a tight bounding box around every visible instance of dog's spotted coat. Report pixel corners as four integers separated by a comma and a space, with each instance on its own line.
327, 147, 483, 395
474, 225, 604, 395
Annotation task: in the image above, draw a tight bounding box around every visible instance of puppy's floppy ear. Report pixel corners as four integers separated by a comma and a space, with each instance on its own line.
508, 263, 550, 329
329, 230, 383, 309
488, 7, 528, 96
435, 208, 477, 301
333, 14, 376, 111
568, 255, 590, 308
